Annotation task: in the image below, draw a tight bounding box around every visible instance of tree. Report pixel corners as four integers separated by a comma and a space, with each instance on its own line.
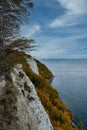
0, 0, 34, 77
0, 38, 35, 60
9, 38, 35, 52
0, 0, 34, 58
0, 0, 33, 48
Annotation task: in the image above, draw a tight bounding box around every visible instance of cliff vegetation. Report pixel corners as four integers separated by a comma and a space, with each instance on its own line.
0, 50, 77, 130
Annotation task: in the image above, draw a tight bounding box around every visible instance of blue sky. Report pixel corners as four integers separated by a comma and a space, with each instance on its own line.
21, 0, 87, 59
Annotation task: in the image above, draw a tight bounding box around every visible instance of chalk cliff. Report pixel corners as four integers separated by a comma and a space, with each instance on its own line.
0, 61, 53, 130
0, 51, 76, 130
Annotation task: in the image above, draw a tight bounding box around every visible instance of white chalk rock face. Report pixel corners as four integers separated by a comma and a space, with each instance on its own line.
0, 79, 6, 96
27, 58, 39, 75
11, 64, 53, 130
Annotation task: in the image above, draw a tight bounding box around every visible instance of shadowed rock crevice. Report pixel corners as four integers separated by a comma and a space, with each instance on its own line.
0, 78, 19, 130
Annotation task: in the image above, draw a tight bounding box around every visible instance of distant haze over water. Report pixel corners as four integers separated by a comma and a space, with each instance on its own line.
41, 59, 87, 130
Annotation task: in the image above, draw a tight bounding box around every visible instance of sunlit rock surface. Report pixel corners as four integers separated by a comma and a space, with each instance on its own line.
0, 64, 53, 130
27, 58, 39, 75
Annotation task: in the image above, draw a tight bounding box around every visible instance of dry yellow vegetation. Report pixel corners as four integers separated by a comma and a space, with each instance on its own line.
0, 51, 76, 130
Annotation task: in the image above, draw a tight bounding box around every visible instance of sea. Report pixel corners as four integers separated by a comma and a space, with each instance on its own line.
41, 59, 87, 130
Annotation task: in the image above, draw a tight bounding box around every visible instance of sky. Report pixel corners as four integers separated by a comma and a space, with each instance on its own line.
21, 0, 87, 59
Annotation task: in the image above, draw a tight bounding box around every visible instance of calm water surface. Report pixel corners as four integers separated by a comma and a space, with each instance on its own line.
41, 59, 87, 130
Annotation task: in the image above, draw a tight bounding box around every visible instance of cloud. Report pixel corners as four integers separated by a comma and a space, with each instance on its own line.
58, 0, 87, 15
21, 25, 41, 38
30, 31, 87, 59
49, 0, 87, 28
20, 0, 87, 59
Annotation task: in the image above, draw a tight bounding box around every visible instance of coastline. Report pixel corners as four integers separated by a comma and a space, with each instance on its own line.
50, 76, 77, 128
0, 51, 77, 130
43, 59, 85, 130
49, 68, 79, 128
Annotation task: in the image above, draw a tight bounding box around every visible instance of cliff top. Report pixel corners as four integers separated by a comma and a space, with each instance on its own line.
0, 50, 76, 130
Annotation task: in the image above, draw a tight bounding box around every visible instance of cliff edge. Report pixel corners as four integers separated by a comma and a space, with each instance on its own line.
0, 63, 53, 130
0, 51, 76, 130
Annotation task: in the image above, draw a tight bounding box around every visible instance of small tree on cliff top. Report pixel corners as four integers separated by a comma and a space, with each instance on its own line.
0, 0, 34, 76
0, 0, 33, 50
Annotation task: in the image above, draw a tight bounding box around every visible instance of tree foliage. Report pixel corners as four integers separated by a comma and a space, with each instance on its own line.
10, 38, 35, 51
0, 0, 33, 48
0, 0, 34, 76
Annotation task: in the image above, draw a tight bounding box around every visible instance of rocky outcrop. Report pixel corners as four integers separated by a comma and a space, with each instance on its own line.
27, 58, 39, 75
0, 64, 53, 130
